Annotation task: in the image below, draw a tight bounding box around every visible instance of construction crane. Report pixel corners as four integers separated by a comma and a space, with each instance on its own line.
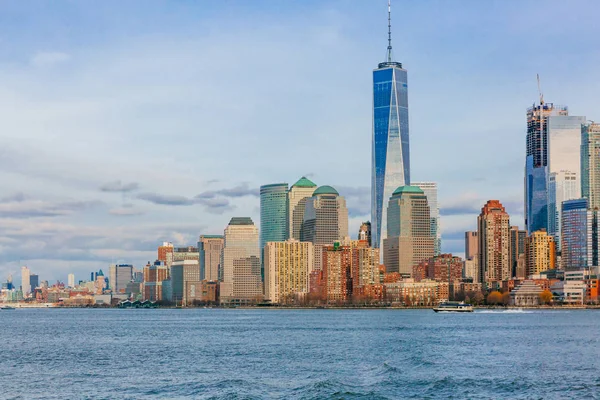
537, 73, 544, 106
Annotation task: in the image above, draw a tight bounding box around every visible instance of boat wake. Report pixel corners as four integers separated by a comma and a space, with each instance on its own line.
477, 309, 533, 314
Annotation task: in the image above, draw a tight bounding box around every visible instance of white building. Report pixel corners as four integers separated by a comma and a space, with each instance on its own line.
551, 280, 586, 305
68, 273, 75, 288
21, 266, 31, 296
220, 217, 263, 304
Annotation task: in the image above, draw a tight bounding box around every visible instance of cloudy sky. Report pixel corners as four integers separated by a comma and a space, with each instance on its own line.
1, 0, 599, 283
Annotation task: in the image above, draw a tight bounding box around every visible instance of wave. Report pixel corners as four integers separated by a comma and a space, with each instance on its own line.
477, 308, 533, 314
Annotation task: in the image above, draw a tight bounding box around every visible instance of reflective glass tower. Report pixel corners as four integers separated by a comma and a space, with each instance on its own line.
260, 183, 289, 279
371, 1, 410, 253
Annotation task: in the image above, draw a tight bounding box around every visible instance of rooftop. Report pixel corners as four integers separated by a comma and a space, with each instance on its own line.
313, 185, 339, 196
392, 186, 424, 196
229, 217, 254, 226
292, 176, 317, 188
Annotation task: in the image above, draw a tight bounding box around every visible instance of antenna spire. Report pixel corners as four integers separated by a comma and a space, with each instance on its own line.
387, 0, 393, 62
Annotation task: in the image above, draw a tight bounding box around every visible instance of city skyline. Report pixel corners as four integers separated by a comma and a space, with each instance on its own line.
1, 1, 600, 281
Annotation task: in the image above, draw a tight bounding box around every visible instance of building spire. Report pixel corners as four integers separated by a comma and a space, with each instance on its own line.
387, 0, 393, 62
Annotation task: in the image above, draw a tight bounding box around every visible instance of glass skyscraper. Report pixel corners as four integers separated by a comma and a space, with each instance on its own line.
260, 183, 289, 278
371, 4, 409, 253
581, 122, 600, 209
561, 199, 598, 271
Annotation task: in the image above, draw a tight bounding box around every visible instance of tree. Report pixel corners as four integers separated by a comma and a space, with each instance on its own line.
473, 291, 485, 305
464, 295, 471, 304
487, 291, 503, 305
539, 290, 553, 305
502, 291, 511, 306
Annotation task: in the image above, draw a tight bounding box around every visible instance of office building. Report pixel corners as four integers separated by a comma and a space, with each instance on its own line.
372, 2, 410, 253
260, 183, 289, 278
412, 182, 441, 255
525, 102, 568, 234
264, 240, 314, 304
561, 199, 599, 271
465, 231, 478, 259
581, 122, 600, 209
29, 274, 39, 291
220, 217, 263, 304
143, 261, 169, 301
478, 200, 511, 285
21, 266, 31, 295
287, 177, 317, 240
198, 235, 224, 282
157, 242, 174, 263
548, 170, 580, 250
463, 257, 478, 282
185, 281, 219, 304
358, 221, 372, 247
510, 226, 526, 278
108, 264, 133, 294
171, 260, 200, 304
525, 229, 556, 276
301, 185, 349, 270
384, 186, 434, 276
68, 273, 75, 288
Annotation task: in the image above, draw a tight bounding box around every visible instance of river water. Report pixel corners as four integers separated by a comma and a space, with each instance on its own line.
1, 308, 598, 399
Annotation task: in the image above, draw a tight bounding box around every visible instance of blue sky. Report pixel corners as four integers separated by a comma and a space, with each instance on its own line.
1, 0, 599, 283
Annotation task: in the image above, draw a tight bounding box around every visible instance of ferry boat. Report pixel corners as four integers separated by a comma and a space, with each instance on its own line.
1, 305, 16, 310
433, 301, 473, 313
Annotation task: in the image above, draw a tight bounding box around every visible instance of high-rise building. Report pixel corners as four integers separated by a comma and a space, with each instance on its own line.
525, 102, 568, 234
525, 229, 556, 276
67, 273, 75, 288
383, 186, 434, 276
260, 183, 289, 248
421, 254, 463, 283
108, 264, 133, 294
29, 274, 39, 291
561, 199, 599, 271
510, 226, 526, 278
323, 242, 352, 303
464, 231, 478, 259
463, 258, 478, 282
478, 200, 511, 285
21, 266, 30, 295
220, 217, 263, 304
143, 260, 169, 301
547, 170, 580, 250
301, 185, 349, 271
260, 183, 289, 279
358, 221, 372, 247
157, 242, 174, 263
171, 259, 200, 304
198, 235, 224, 282
372, 2, 410, 253
287, 177, 317, 240
412, 182, 441, 255
351, 244, 380, 289
264, 240, 313, 304
581, 122, 600, 209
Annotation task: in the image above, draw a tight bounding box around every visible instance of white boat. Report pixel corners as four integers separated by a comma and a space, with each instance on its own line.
433, 301, 473, 313
1, 306, 16, 310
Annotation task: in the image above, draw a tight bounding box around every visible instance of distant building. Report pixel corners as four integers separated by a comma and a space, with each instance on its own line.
561, 199, 599, 270
287, 177, 317, 240
351, 243, 380, 289
67, 273, 75, 288
525, 229, 556, 276
358, 222, 372, 247
478, 200, 511, 286
301, 185, 349, 271
157, 242, 174, 263
220, 217, 263, 304
29, 274, 39, 291
322, 242, 352, 303
171, 260, 200, 304
412, 182, 441, 255
510, 280, 543, 306
420, 254, 463, 283
510, 226, 526, 277
143, 261, 169, 301
21, 266, 31, 295
547, 170, 580, 250
264, 240, 313, 304
185, 280, 219, 304
260, 183, 289, 278
581, 122, 600, 209
384, 186, 434, 276
198, 235, 224, 282
108, 264, 133, 294
465, 231, 478, 260
385, 279, 444, 305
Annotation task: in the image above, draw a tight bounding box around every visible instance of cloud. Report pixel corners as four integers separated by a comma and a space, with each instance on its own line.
196, 197, 235, 214
338, 186, 370, 217
108, 207, 144, 216
136, 192, 196, 206
0, 197, 102, 219
196, 183, 259, 199
30, 51, 71, 67
100, 180, 140, 193
1, 192, 27, 203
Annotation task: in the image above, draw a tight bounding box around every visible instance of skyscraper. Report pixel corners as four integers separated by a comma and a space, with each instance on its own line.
157, 242, 174, 263
198, 235, 224, 281
525, 102, 568, 234
548, 170, 580, 250
478, 200, 511, 285
264, 240, 313, 304
510, 226, 526, 278
464, 231, 478, 259
68, 273, 75, 288
358, 221, 372, 246
412, 182, 441, 255
21, 266, 30, 295
220, 217, 263, 304
260, 183, 289, 279
287, 177, 317, 240
581, 122, 600, 209
301, 185, 349, 270
108, 264, 133, 294
383, 186, 434, 276
561, 199, 599, 271
29, 274, 39, 291
372, 2, 410, 253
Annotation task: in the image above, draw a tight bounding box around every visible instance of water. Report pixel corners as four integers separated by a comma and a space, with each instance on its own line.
1, 308, 599, 399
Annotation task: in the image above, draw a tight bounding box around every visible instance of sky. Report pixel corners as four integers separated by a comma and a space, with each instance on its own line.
1, 0, 599, 283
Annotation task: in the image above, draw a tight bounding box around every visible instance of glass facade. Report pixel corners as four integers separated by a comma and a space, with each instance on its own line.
372, 62, 410, 252
547, 171, 580, 251
581, 122, 600, 209
260, 183, 289, 278
561, 199, 597, 271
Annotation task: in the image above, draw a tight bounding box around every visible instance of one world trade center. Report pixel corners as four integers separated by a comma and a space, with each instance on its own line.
371, 1, 410, 254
